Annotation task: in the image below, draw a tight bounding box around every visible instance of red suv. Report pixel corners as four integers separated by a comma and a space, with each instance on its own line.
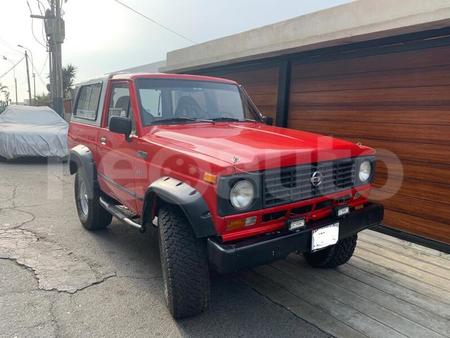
68, 73, 383, 319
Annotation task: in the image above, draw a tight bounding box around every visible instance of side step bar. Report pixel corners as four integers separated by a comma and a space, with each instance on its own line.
99, 197, 145, 232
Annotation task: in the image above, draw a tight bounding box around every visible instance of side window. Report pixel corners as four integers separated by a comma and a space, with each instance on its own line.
107, 83, 136, 132
74, 83, 102, 120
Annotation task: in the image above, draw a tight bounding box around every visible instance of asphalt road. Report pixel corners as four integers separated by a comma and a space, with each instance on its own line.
0, 159, 330, 338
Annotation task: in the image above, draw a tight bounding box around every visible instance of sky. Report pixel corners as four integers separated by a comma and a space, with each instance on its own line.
0, 0, 352, 102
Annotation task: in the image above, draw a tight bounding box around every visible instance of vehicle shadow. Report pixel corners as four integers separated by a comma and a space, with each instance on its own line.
87, 221, 308, 338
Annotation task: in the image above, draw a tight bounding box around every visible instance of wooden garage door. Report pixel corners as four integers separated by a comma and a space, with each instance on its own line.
208, 67, 279, 120
288, 45, 450, 244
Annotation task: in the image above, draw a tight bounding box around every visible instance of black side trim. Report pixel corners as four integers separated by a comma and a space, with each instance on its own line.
143, 177, 217, 238
373, 225, 450, 254
69, 145, 96, 199
97, 172, 144, 201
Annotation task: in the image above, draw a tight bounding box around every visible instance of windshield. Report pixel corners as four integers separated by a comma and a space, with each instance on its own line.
135, 78, 261, 126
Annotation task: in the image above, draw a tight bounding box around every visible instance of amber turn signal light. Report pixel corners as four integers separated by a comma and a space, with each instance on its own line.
203, 172, 217, 184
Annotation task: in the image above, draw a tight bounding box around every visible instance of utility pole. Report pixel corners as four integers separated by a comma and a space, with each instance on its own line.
18, 45, 36, 105
33, 73, 36, 103
30, 0, 65, 115
49, 0, 64, 115
24, 51, 32, 105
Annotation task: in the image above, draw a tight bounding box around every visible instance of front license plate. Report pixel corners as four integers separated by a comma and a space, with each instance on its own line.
311, 223, 339, 251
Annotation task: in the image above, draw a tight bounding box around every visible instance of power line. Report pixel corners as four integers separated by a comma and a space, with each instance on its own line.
111, 0, 196, 44
39, 52, 49, 76
30, 58, 47, 87
27, 1, 48, 48
0, 57, 24, 80
0, 37, 22, 55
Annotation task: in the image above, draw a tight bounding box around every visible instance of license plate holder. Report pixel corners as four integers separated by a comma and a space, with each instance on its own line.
311, 223, 340, 251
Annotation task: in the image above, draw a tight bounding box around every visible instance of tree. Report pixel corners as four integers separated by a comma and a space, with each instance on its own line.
0, 83, 9, 107
63, 64, 76, 98
35, 93, 51, 106
46, 64, 77, 99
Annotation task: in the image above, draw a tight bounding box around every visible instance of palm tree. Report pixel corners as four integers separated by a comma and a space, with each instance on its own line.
0, 83, 9, 107
63, 64, 76, 98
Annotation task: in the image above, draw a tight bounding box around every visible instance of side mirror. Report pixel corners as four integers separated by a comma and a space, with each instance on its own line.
263, 116, 274, 126
109, 116, 132, 139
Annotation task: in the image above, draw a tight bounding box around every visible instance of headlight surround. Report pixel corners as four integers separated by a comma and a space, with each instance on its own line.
230, 180, 255, 210
358, 160, 372, 182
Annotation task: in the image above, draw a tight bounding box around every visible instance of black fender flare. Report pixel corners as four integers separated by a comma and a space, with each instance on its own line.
69, 145, 97, 199
143, 177, 217, 238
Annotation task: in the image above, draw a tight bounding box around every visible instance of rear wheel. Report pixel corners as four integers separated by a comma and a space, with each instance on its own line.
303, 234, 357, 268
158, 204, 210, 319
74, 170, 112, 231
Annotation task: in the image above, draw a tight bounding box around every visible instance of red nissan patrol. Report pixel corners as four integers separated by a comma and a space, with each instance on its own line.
68, 73, 383, 319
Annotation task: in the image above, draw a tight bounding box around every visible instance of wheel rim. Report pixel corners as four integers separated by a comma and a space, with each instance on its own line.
78, 177, 89, 216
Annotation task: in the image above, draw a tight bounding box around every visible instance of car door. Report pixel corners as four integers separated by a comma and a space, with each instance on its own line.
97, 81, 139, 212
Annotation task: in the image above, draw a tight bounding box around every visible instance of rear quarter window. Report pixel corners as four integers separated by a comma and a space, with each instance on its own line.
74, 83, 102, 120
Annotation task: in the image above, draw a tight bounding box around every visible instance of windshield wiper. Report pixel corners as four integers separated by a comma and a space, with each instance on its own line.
152, 117, 214, 125
211, 117, 241, 122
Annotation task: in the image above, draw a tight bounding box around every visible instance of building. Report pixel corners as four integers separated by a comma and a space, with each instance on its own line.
161, 0, 450, 247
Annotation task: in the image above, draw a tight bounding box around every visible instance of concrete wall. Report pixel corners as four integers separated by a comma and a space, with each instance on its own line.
163, 0, 450, 72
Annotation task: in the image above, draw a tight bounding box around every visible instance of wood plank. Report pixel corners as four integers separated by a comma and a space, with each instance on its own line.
254, 265, 407, 338
214, 67, 279, 84
374, 161, 450, 186
349, 255, 450, 304
354, 248, 450, 293
332, 257, 450, 319
288, 106, 450, 126
291, 64, 450, 93
372, 176, 450, 207
363, 230, 450, 259
356, 240, 450, 280
326, 137, 450, 167
240, 271, 366, 338
382, 210, 450, 244
236, 82, 278, 95
290, 86, 450, 106
358, 232, 450, 270
247, 93, 278, 106
382, 201, 450, 233
277, 258, 450, 337
216, 67, 279, 121
292, 45, 450, 79
290, 120, 450, 145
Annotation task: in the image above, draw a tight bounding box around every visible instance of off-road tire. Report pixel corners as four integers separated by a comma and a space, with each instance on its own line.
304, 234, 357, 268
158, 204, 210, 319
74, 171, 112, 231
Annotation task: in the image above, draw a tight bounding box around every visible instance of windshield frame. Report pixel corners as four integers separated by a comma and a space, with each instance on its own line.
134, 78, 264, 126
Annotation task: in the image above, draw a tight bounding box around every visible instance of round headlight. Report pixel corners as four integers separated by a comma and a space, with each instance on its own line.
359, 160, 372, 182
230, 180, 255, 210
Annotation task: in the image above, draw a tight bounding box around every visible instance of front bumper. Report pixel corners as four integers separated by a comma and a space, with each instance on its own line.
208, 202, 383, 274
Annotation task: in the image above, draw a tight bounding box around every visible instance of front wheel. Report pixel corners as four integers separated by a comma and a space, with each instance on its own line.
74, 171, 112, 231
158, 205, 210, 319
303, 234, 357, 268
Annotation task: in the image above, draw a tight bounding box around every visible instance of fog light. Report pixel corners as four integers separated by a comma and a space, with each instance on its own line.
336, 206, 350, 217
245, 216, 257, 227
288, 218, 305, 231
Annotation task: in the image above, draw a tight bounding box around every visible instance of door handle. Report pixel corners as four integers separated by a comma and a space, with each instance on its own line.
99, 137, 107, 145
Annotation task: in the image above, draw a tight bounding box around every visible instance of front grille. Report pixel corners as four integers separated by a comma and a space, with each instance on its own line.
263, 158, 356, 207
